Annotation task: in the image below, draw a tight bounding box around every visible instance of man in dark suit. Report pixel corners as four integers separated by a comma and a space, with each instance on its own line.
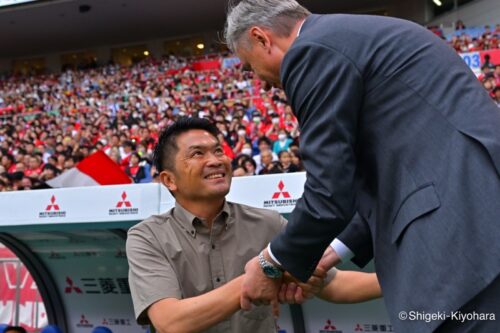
225, 1, 500, 332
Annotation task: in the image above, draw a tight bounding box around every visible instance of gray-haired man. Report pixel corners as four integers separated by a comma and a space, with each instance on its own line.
225, 1, 500, 332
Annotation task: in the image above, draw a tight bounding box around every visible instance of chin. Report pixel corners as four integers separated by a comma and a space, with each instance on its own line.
213, 184, 230, 197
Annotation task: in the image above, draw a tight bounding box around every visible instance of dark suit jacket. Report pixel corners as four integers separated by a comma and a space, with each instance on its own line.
269, 14, 500, 332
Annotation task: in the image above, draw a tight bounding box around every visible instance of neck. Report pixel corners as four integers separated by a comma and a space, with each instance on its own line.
274, 18, 307, 54
177, 198, 225, 228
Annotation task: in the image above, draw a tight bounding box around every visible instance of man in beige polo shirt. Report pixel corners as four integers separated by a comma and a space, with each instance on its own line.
126, 118, 381, 333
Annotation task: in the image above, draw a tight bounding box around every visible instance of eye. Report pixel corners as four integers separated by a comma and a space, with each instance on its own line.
215, 147, 224, 155
192, 150, 203, 157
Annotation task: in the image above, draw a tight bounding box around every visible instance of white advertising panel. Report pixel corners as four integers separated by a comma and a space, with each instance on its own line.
0, 183, 159, 227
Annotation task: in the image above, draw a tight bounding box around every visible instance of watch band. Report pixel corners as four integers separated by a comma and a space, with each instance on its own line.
258, 251, 283, 279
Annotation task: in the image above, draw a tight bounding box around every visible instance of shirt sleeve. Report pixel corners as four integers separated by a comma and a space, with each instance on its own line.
126, 224, 182, 325
330, 238, 354, 262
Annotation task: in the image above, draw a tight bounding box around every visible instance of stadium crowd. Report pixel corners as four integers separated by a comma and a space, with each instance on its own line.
0, 23, 499, 192
446, 23, 500, 52
0, 54, 304, 191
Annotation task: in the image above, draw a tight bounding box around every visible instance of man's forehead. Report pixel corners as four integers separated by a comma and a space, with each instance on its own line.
177, 130, 219, 147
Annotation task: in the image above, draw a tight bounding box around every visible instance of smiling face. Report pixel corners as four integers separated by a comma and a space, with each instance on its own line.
161, 129, 232, 204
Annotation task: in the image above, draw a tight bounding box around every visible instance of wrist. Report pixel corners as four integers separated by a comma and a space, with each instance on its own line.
262, 248, 283, 269
258, 250, 283, 279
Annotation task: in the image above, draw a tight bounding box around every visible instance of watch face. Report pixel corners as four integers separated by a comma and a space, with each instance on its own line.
263, 266, 281, 279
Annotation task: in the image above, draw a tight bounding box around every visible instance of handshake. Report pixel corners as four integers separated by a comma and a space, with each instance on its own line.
240, 246, 381, 315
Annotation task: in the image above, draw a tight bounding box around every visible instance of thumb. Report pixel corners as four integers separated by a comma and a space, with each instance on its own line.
241, 293, 252, 311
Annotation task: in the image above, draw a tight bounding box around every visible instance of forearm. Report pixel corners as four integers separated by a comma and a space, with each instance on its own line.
318, 271, 381, 303
150, 276, 243, 333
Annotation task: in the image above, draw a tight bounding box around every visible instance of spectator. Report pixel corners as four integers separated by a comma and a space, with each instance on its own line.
20, 177, 33, 190
120, 140, 135, 168
232, 125, 249, 155
482, 74, 496, 96
25, 155, 43, 178
232, 165, 247, 177
125, 153, 148, 183
494, 65, 500, 87
278, 150, 299, 173
272, 129, 293, 154
493, 86, 500, 107
258, 150, 275, 175
455, 20, 466, 30
241, 156, 257, 176
1, 154, 16, 174
290, 150, 305, 171
240, 142, 253, 157
40, 164, 60, 182
217, 132, 235, 160
253, 137, 277, 171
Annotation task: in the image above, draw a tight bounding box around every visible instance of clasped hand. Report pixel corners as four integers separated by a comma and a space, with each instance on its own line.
240, 247, 339, 315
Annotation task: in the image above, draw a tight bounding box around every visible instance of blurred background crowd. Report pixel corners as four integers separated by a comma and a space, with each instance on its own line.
0, 24, 499, 192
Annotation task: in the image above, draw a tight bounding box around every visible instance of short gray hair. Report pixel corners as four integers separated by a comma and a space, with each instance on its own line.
224, 0, 310, 52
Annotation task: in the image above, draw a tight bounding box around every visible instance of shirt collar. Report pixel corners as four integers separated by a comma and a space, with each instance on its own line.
297, 18, 307, 37
173, 201, 231, 238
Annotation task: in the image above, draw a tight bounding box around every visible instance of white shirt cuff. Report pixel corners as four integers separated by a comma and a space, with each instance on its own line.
267, 243, 282, 266
330, 238, 354, 263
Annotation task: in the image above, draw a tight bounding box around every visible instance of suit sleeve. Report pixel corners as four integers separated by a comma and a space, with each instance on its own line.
270, 41, 363, 282
337, 213, 374, 268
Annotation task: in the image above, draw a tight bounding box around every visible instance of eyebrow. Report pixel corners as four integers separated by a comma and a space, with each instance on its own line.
186, 142, 221, 151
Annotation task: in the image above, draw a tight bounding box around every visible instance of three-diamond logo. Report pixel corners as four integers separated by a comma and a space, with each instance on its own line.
46, 195, 60, 211
264, 181, 298, 208
39, 195, 66, 218
272, 181, 291, 199
64, 277, 82, 294
319, 319, 342, 333
76, 314, 93, 328
109, 191, 139, 216
116, 191, 132, 208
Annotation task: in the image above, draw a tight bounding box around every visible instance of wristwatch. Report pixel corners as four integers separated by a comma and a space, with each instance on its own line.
258, 251, 283, 279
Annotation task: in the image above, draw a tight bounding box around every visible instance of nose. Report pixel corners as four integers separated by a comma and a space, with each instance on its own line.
206, 152, 224, 167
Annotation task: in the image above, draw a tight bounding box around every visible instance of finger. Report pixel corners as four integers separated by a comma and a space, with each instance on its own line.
295, 286, 305, 304
285, 282, 297, 304
240, 293, 252, 310
283, 272, 296, 284
312, 266, 327, 278
307, 276, 325, 292
278, 284, 287, 304
318, 247, 340, 271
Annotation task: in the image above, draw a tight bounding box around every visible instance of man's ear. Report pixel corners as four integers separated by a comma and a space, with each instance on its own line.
159, 170, 177, 192
249, 26, 271, 50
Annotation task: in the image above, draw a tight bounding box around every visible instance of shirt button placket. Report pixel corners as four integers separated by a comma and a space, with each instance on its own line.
209, 241, 225, 288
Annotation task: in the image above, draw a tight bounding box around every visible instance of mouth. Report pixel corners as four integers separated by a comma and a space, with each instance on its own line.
204, 172, 226, 180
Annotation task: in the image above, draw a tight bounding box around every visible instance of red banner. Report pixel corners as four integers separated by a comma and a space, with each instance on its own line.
0, 246, 47, 332
191, 59, 221, 71
480, 49, 500, 66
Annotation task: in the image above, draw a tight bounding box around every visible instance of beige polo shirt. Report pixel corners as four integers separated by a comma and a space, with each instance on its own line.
126, 201, 286, 333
